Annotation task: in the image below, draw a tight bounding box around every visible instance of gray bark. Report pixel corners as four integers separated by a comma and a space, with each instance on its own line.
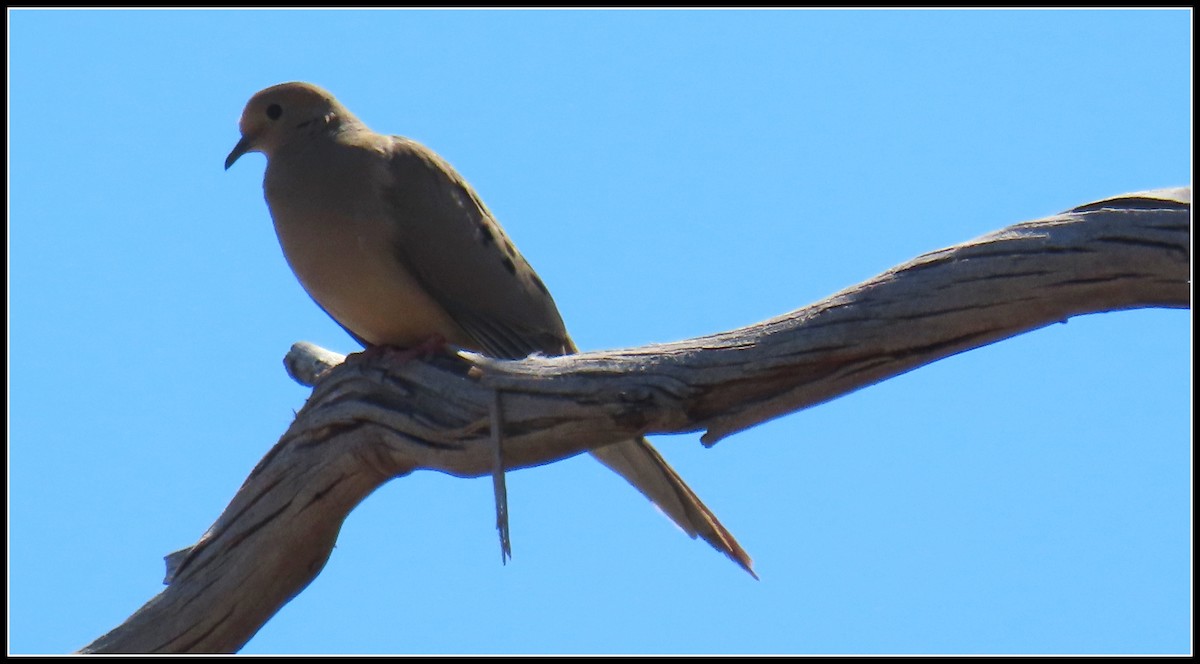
80, 187, 1190, 653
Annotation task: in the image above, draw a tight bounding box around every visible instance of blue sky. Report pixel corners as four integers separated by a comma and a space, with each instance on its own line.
7, 8, 1191, 655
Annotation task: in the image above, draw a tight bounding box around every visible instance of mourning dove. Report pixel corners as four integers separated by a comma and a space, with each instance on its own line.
226, 81, 753, 577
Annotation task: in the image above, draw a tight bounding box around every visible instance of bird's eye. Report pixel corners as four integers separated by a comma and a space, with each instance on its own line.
266, 103, 282, 120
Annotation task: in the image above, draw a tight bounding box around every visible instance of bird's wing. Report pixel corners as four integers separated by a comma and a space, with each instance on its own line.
379, 135, 754, 576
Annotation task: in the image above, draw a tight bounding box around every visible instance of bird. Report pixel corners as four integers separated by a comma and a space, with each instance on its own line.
225, 81, 753, 577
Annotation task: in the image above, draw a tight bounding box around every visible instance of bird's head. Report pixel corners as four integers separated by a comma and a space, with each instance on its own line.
225, 81, 356, 170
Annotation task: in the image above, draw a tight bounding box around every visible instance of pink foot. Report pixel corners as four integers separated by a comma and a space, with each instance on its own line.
356, 334, 450, 366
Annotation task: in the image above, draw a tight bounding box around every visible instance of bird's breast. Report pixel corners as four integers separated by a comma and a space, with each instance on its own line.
266, 187, 470, 349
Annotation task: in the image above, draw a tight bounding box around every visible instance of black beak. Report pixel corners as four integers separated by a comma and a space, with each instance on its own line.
225, 135, 254, 170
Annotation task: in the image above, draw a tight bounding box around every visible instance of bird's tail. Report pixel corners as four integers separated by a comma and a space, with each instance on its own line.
589, 437, 756, 578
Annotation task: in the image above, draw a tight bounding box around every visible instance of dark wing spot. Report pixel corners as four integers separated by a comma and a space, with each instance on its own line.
478, 223, 495, 246
501, 256, 517, 275
530, 273, 550, 295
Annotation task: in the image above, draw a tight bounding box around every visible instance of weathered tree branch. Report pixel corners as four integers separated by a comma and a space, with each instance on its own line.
80, 187, 1190, 654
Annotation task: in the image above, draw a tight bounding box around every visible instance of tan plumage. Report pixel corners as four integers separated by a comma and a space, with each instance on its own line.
226, 81, 753, 577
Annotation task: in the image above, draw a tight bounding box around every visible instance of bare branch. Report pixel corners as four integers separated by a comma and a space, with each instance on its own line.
80, 187, 1190, 654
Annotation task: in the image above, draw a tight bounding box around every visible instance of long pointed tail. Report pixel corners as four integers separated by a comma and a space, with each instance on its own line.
589, 437, 756, 579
